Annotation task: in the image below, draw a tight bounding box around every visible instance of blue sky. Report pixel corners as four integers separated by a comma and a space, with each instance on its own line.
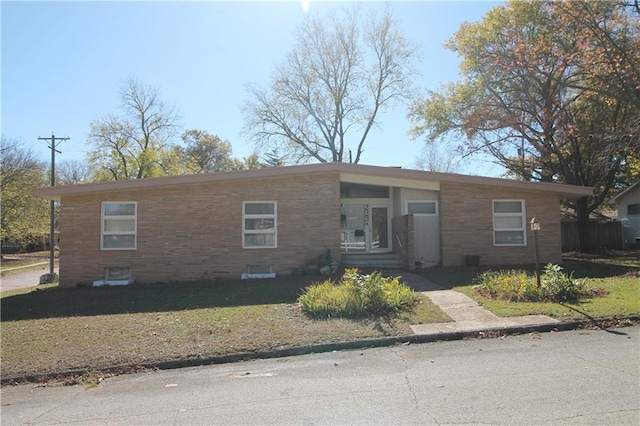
2, 1, 503, 176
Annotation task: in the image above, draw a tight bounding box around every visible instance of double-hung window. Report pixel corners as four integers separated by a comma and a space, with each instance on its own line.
101, 202, 137, 250
243, 201, 277, 248
493, 200, 526, 246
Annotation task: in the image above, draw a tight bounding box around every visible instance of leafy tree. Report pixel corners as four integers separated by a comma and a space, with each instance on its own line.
261, 148, 285, 168
0, 138, 49, 247
410, 0, 640, 252
554, 1, 640, 111
243, 6, 417, 164
226, 153, 265, 171
173, 129, 234, 174
87, 78, 180, 181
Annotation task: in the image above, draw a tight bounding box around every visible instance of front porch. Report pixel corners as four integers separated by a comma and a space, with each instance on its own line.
338, 181, 441, 271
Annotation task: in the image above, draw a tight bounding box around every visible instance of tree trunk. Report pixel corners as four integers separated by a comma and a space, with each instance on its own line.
575, 197, 592, 253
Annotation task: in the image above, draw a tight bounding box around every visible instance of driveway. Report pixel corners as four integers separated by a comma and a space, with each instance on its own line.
0, 264, 59, 292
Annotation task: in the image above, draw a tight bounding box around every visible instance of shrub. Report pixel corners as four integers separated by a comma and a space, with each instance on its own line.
474, 264, 607, 303
473, 269, 538, 302
298, 269, 417, 318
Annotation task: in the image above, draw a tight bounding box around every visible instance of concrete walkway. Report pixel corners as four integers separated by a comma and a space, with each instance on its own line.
391, 272, 559, 335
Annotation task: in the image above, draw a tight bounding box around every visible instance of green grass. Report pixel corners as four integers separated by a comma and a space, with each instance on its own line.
4, 250, 636, 381
421, 250, 640, 320
452, 277, 639, 319
0, 276, 450, 379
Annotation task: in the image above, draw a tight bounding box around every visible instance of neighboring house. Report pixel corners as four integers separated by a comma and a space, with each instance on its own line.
33, 163, 593, 288
609, 181, 640, 248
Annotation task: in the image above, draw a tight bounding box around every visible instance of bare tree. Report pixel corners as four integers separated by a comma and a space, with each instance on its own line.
57, 160, 91, 185
87, 78, 180, 180
243, 6, 417, 164
414, 142, 460, 173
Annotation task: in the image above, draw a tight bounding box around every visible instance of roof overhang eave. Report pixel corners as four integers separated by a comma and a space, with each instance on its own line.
31, 162, 595, 201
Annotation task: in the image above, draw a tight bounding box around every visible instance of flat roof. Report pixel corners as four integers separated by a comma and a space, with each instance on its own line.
33, 162, 593, 201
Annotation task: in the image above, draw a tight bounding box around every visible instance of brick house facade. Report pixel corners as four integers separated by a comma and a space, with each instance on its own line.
34, 163, 592, 287
439, 182, 564, 266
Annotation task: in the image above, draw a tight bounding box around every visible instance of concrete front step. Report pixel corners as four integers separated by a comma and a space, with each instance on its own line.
341, 253, 403, 269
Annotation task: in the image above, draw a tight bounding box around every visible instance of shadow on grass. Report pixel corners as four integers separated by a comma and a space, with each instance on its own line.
1, 277, 320, 321
420, 252, 639, 289
562, 249, 640, 279
560, 260, 638, 279
559, 302, 629, 336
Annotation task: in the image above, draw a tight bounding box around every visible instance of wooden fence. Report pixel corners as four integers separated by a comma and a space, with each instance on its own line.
561, 221, 623, 252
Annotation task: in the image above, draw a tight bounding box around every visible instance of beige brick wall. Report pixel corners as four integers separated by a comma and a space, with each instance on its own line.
439, 182, 562, 266
58, 173, 341, 287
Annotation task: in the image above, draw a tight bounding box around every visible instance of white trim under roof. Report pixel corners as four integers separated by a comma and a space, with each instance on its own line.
340, 172, 440, 191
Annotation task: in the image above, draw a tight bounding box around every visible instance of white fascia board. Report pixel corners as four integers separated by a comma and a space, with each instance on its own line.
340, 172, 440, 191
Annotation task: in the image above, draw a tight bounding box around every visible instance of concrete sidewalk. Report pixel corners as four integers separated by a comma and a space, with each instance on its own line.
392, 272, 559, 335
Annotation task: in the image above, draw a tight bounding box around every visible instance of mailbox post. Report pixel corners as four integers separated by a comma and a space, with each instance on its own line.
530, 218, 541, 288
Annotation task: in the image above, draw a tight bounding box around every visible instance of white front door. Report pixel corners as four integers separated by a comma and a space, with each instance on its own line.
340, 204, 391, 253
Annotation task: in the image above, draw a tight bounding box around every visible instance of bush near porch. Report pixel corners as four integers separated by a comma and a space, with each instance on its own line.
299, 269, 417, 318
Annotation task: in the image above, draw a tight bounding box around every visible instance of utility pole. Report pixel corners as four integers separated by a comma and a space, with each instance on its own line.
38, 133, 69, 281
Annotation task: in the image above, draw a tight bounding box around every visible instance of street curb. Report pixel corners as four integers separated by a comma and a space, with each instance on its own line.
2, 315, 638, 386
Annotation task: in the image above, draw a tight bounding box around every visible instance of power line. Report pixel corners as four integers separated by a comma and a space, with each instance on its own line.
38, 133, 69, 280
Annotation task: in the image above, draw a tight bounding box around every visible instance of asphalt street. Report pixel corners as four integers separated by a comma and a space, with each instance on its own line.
2, 326, 638, 425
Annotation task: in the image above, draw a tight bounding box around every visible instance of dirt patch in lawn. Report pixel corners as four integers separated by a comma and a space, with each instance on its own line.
1, 275, 450, 382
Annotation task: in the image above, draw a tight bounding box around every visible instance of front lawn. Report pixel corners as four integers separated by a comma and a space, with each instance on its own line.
1, 275, 450, 381
421, 250, 640, 320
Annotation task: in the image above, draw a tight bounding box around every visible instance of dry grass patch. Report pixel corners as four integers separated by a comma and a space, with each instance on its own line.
1, 275, 449, 380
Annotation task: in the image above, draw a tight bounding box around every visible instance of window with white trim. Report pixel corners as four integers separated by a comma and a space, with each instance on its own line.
406, 200, 438, 215
493, 200, 526, 246
243, 201, 277, 248
101, 202, 137, 250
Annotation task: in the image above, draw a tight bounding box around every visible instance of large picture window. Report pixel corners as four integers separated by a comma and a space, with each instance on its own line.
493, 200, 526, 246
101, 202, 136, 250
243, 201, 277, 248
